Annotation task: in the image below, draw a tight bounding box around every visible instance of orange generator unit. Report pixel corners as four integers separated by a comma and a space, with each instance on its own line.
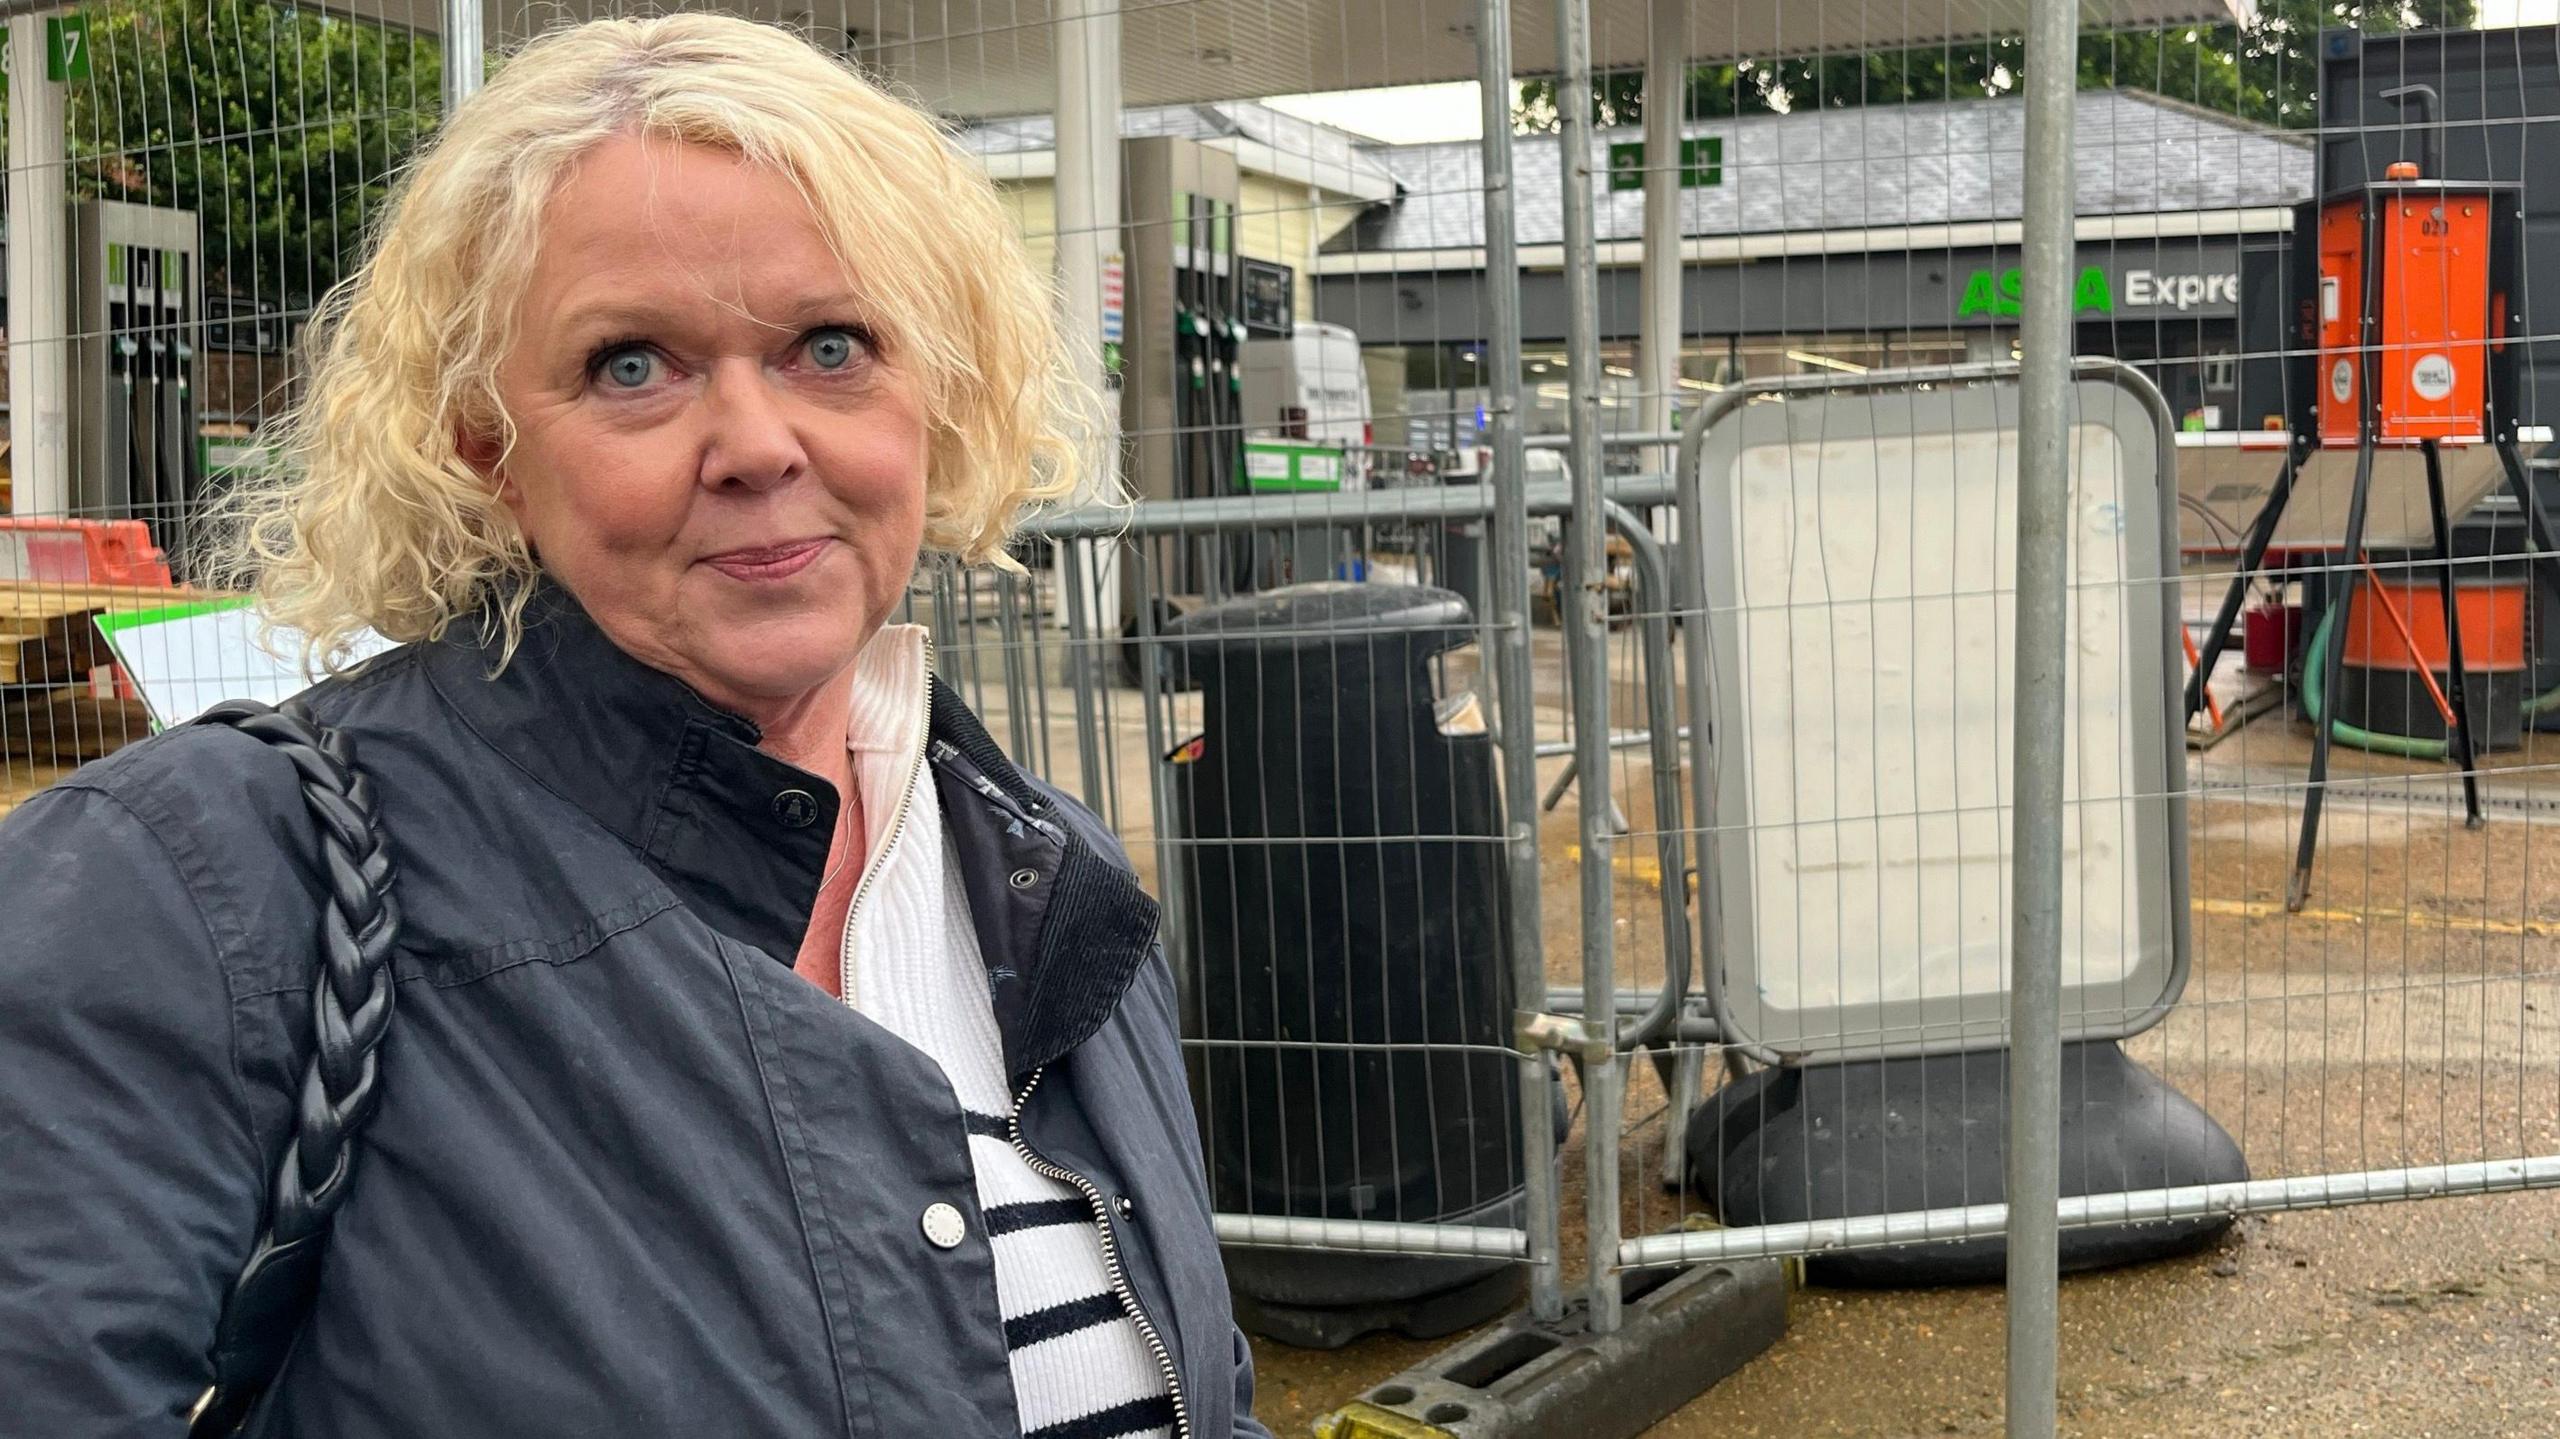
2304, 140, 2522, 450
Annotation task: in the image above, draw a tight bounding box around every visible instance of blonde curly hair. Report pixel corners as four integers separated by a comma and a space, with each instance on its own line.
223, 13, 1089, 669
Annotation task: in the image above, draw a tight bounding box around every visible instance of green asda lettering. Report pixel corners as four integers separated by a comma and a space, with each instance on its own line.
1956, 266, 2117, 318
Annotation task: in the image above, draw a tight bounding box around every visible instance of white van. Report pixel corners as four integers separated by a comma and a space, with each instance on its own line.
1240, 322, 1374, 490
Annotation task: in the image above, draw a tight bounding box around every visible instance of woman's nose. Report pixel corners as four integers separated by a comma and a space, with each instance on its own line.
697, 361, 809, 492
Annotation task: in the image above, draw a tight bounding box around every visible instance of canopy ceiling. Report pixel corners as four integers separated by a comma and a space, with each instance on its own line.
302, 0, 2257, 120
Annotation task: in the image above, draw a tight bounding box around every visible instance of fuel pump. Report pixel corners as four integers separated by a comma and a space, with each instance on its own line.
1116, 139, 1245, 679
2186, 85, 2560, 908
71, 201, 205, 537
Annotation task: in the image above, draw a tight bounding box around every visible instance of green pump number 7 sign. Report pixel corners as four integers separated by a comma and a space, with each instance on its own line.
48, 15, 92, 82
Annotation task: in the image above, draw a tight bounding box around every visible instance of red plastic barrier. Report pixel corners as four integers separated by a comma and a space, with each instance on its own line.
0, 518, 175, 588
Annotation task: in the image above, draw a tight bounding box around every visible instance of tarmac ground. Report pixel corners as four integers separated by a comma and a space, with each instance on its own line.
936, 609, 2560, 1437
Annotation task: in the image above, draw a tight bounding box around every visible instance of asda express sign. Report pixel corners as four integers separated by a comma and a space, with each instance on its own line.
1955, 264, 2241, 320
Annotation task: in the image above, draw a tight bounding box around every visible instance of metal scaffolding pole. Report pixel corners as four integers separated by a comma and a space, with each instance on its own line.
1053, 0, 1122, 492
2007, 0, 2082, 1431
442, 0, 483, 108
1055, 0, 1125, 649
6, 11, 71, 517
1638, 0, 1684, 476
1551, 0, 1623, 1339
1473, 0, 1562, 1326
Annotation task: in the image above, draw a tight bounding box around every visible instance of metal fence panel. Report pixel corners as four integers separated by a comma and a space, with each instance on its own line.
1604, 13, 2560, 1351
19, 0, 2560, 1427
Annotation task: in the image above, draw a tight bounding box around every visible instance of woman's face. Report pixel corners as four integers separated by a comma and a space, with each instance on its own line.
490, 133, 929, 716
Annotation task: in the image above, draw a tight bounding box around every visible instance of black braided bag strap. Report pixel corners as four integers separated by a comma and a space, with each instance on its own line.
185, 699, 402, 1437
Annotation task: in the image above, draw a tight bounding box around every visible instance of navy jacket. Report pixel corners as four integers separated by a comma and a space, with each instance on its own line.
0, 590, 1264, 1438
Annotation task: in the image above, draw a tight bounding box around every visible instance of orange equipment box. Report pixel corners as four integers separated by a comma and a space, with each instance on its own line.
2305, 150, 2523, 450
2315, 176, 2504, 447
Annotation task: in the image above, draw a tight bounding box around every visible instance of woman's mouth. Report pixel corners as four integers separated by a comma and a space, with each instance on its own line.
702, 538, 830, 581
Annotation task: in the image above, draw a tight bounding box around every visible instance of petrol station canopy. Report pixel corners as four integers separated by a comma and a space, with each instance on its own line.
260, 0, 2255, 118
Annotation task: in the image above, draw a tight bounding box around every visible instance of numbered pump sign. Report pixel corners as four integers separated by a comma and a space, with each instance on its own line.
46, 13, 91, 81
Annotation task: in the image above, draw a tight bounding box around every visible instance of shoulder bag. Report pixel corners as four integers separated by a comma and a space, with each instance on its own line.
183, 699, 402, 1437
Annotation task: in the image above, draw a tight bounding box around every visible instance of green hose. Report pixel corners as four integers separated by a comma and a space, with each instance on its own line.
2302, 599, 2560, 752
2300, 602, 2450, 758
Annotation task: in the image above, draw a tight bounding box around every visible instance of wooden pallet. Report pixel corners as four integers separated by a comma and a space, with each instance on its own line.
0, 580, 204, 766
1, 581, 202, 686
2, 687, 157, 765
2183, 642, 2289, 752
0, 762, 77, 819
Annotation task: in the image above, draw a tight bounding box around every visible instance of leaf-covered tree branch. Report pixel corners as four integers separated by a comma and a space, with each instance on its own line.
1515, 3, 2478, 133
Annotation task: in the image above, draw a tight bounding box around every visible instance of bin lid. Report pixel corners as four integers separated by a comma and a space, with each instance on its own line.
1160, 584, 1476, 685
1163, 583, 1472, 643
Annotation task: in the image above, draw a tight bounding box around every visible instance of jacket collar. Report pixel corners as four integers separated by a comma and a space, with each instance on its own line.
421, 584, 1159, 1077
421, 584, 837, 964
927, 681, 1163, 1081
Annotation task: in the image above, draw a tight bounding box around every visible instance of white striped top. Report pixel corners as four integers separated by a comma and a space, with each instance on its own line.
841, 627, 1176, 1439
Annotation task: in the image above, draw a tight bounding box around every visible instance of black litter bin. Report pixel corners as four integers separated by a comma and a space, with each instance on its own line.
1164, 583, 1524, 1349
1431, 515, 1490, 627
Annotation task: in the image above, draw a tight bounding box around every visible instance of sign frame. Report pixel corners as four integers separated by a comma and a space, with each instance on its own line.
1691, 373, 2188, 1062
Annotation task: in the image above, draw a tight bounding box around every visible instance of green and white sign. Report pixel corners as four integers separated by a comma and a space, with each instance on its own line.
1240, 439, 1344, 493
1607, 137, 1722, 192
47, 14, 91, 81
201, 437, 276, 478
1955, 264, 2240, 319
95, 598, 391, 732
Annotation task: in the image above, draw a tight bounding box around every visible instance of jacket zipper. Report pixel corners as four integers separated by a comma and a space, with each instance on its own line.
838, 638, 935, 1005
848, 651, 1185, 1432
1008, 1068, 1193, 1439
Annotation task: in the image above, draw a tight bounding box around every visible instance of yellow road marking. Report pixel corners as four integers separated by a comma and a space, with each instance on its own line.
1550, 856, 2553, 938
1563, 844, 1665, 889
2192, 895, 2560, 940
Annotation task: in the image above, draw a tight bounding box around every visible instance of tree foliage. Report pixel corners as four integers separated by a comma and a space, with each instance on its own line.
5, 0, 440, 314
1516, 0, 2480, 132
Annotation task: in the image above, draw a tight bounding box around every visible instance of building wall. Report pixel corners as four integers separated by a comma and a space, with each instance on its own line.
993, 180, 1064, 290
997, 170, 1356, 324
1357, 237, 2295, 452
1236, 173, 1328, 320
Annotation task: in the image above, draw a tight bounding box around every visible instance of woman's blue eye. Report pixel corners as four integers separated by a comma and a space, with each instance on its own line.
599, 348, 659, 389
807, 328, 860, 371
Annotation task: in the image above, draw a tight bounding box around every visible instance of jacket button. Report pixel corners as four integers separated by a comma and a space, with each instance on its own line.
1009, 868, 1039, 890
921, 1202, 968, 1249
772, 789, 820, 829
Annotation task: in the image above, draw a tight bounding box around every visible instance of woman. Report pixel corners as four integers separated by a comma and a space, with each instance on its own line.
0, 16, 1263, 1438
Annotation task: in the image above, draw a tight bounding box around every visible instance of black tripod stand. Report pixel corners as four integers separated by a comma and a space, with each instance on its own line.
2185, 432, 2560, 908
